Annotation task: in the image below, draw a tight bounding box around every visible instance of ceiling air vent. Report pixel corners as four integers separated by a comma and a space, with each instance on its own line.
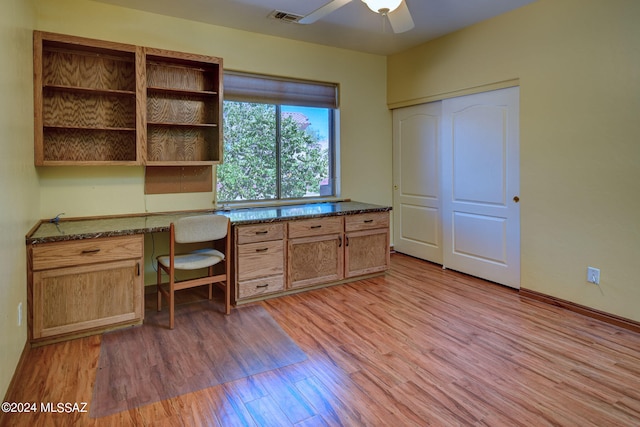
269, 10, 304, 23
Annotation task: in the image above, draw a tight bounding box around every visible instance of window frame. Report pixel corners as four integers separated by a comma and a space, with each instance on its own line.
218, 71, 340, 206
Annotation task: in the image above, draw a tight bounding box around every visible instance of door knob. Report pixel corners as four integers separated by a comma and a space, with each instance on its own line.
513, 196, 520, 203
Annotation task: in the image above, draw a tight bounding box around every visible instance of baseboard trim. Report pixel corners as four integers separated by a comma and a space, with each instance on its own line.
519, 288, 640, 334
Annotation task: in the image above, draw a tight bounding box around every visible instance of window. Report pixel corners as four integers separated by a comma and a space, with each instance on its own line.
217, 72, 338, 203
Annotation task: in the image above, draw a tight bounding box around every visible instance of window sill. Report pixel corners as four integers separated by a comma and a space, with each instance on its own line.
215, 197, 348, 211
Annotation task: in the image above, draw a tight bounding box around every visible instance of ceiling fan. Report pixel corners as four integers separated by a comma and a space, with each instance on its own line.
299, 0, 415, 33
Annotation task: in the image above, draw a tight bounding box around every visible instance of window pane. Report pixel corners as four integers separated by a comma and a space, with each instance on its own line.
217, 102, 277, 201
280, 106, 331, 199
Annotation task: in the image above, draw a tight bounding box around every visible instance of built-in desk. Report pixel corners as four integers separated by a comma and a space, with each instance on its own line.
25, 201, 391, 345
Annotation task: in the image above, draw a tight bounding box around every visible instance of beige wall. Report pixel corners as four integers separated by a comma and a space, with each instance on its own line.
388, 0, 640, 322
6, 0, 636, 400
0, 0, 39, 398
34, 0, 391, 286
34, 0, 392, 219
1, 0, 391, 397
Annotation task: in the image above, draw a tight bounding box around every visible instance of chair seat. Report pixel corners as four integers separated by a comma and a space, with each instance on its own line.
157, 249, 225, 270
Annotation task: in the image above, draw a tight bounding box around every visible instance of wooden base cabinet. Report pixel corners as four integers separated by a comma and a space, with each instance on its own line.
234, 211, 390, 304
345, 212, 391, 278
29, 235, 144, 345
288, 234, 344, 289
234, 223, 285, 301
345, 229, 390, 277
287, 217, 344, 289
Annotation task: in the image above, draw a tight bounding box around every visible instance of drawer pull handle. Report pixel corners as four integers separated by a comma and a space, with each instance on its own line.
256, 248, 269, 253
364, 219, 374, 223
310, 225, 322, 229
256, 284, 269, 289
255, 230, 268, 235
338, 236, 342, 247
81, 249, 101, 254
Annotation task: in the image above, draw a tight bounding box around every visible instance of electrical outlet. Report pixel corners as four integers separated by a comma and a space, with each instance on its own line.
587, 267, 600, 285
17, 302, 22, 326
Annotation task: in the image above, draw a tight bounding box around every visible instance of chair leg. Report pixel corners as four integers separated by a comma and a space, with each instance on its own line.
224, 257, 231, 315
224, 279, 231, 315
157, 265, 162, 311
169, 282, 175, 330
208, 266, 213, 300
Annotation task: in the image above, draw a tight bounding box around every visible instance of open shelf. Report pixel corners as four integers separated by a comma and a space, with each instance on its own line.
42, 128, 137, 163
44, 84, 136, 97
33, 32, 223, 170
145, 50, 222, 164
34, 32, 141, 166
147, 86, 218, 97
146, 126, 218, 164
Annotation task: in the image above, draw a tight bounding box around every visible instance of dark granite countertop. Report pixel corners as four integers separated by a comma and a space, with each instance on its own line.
26, 201, 391, 244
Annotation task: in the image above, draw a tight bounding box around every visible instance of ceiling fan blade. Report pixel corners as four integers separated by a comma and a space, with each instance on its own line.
387, 1, 414, 33
298, 0, 353, 24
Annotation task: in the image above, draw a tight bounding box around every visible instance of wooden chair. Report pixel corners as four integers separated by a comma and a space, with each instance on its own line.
156, 214, 231, 329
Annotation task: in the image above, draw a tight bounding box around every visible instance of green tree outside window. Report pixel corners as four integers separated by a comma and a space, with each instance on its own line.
217, 101, 330, 202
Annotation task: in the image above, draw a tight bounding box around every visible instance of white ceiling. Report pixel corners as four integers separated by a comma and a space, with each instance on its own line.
94, 0, 537, 55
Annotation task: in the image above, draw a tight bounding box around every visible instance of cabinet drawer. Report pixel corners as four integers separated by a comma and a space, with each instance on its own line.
237, 240, 284, 281
237, 275, 285, 300
31, 235, 143, 271
288, 216, 343, 238
236, 223, 285, 244
345, 212, 389, 232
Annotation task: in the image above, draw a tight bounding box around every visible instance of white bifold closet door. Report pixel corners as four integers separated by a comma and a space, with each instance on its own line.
393, 86, 520, 289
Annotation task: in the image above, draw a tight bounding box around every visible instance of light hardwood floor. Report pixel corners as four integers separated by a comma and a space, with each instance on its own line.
3, 253, 640, 426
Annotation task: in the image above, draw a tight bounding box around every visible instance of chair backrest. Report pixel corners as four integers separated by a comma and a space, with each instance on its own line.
173, 215, 229, 244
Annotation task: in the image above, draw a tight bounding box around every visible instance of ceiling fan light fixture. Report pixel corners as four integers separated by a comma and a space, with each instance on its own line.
362, 0, 403, 14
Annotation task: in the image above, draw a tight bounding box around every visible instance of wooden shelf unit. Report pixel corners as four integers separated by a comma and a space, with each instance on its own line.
34, 32, 143, 165
145, 48, 223, 165
33, 32, 223, 168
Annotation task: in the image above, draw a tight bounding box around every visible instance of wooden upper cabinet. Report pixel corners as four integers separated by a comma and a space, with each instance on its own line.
33, 31, 143, 166
33, 32, 223, 167
144, 48, 223, 165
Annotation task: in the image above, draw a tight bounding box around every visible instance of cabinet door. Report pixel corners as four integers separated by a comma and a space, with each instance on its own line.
345, 228, 390, 278
32, 259, 142, 339
288, 234, 344, 289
